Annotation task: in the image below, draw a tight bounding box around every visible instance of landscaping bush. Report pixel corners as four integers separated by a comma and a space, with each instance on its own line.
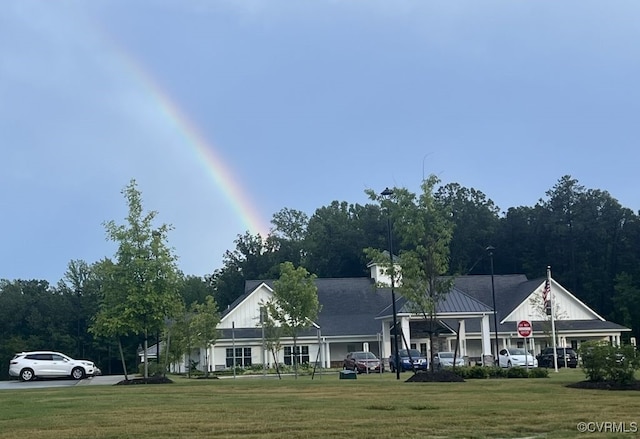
528, 367, 549, 378
448, 366, 467, 379
506, 367, 529, 378
487, 367, 507, 378
467, 365, 489, 379
453, 365, 548, 379
579, 341, 639, 385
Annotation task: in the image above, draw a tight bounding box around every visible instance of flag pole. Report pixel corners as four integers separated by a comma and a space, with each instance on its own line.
548, 266, 559, 373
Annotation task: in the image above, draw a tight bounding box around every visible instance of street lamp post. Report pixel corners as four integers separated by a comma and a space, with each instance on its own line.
486, 246, 499, 366
382, 187, 401, 380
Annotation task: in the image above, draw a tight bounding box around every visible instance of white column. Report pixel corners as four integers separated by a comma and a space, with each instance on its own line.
382, 320, 391, 362
458, 319, 467, 357
481, 314, 492, 365
401, 317, 411, 350
324, 340, 330, 368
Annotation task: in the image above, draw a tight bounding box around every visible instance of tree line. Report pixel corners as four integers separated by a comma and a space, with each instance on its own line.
209, 174, 640, 344
1, 174, 639, 378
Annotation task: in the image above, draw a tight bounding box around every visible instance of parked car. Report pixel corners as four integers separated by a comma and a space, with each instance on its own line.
343, 351, 383, 373
389, 349, 428, 372
498, 348, 538, 368
536, 347, 578, 368
9, 351, 99, 381
433, 351, 465, 369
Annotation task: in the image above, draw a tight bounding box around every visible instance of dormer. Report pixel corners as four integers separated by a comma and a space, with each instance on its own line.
367, 251, 402, 287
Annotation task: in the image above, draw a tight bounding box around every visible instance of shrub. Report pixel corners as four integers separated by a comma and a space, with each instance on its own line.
487, 367, 507, 378
467, 365, 489, 379
528, 367, 549, 378
506, 367, 529, 378
579, 341, 640, 384
454, 365, 547, 379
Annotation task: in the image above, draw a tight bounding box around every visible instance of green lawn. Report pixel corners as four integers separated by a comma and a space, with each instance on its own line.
0, 369, 638, 439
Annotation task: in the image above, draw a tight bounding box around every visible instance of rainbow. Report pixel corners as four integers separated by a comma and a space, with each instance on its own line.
99, 33, 271, 237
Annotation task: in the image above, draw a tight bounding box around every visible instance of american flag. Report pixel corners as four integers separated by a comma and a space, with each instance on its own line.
543, 279, 551, 315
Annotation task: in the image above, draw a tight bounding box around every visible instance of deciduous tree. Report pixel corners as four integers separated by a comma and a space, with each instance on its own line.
266, 262, 320, 378
189, 295, 220, 377
91, 180, 182, 380
366, 175, 455, 371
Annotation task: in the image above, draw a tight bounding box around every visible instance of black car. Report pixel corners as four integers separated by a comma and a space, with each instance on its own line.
536, 347, 578, 368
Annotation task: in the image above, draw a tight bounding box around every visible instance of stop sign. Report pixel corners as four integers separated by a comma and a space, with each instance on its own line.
517, 320, 532, 338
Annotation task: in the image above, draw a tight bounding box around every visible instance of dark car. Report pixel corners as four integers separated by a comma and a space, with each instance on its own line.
536, 347, 578, 368
388, 349, 428, 372
343, 351, 383, 374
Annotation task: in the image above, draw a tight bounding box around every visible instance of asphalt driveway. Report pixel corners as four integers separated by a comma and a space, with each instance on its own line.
0, 375, 125, 390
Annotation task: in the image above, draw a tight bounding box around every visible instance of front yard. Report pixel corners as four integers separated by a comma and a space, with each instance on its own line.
0, 368, 637, 438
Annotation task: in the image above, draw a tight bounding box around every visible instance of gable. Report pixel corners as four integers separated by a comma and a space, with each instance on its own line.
219, 282, 273, 329
503, 278, 604, 323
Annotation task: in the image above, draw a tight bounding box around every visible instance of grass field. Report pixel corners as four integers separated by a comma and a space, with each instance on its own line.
0, 369, 638, 439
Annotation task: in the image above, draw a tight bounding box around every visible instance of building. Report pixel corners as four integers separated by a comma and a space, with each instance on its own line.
188, 263, 629, 372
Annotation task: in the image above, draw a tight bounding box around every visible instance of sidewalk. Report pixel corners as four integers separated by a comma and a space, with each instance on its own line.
77, 375, 126, 386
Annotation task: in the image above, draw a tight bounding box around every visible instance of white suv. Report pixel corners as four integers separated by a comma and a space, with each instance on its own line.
9, 351, 97, 381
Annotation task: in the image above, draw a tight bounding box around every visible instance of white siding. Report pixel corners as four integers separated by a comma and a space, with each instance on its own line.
219, 284, 273, 329
504, 280, 603, 323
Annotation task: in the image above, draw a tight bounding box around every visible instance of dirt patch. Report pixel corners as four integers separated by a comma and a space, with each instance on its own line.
566, 380, 640, 391
116, 376, 174, 385
405, 370, 465, 383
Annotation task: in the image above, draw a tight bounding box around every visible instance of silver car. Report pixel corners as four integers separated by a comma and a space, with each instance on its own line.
9, 351, 98, 381
433, 352, 465, 369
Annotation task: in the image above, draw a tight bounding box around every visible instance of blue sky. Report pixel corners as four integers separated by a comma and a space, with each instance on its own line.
2, 1, 639, 283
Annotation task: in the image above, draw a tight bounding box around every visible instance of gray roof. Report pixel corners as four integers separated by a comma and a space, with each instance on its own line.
451, 274, 539, 323
231, 274, 628, 338
239, 278, 391, 337
391, 287, 494, 317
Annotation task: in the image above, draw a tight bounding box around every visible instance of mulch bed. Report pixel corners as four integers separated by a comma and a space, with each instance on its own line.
116, 376, 174, 385
405, 370, 465, 383
566, 380, 640, 391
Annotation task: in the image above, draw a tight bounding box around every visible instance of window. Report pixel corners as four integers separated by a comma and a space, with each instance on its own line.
27, 354, 53, 361
284, 346, 309, 365
225, 347, 252, 368
420, 343, 428, 357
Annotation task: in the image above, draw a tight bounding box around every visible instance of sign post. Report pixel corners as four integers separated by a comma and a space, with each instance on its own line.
517, 320, 532, 370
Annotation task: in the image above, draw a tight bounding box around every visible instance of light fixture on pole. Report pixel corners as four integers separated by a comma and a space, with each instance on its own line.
486, 246, 499, 366
381, 187, 401, 380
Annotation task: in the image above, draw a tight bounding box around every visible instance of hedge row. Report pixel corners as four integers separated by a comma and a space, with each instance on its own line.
447, 365, 549, 379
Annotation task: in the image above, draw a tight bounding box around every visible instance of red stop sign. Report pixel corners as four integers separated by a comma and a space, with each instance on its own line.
517, 320, 532, 338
